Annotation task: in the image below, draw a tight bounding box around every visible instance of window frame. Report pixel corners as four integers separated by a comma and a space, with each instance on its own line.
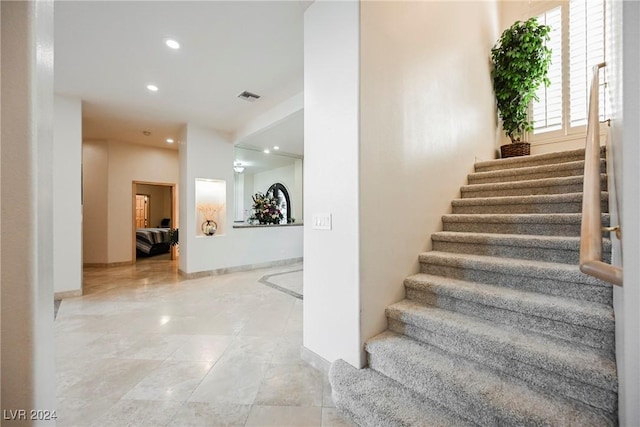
526, 0, 608, 145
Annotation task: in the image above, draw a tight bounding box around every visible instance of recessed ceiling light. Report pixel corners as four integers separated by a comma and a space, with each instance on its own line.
273, 146, 280, 150
263, 149, 270, 154
142, 130, 151, 136
165, 39, 180, 49
166, 138, 174, 144
147, 84, 159, 92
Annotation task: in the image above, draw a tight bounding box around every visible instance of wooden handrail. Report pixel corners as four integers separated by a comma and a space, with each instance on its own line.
579, 62, 623, 286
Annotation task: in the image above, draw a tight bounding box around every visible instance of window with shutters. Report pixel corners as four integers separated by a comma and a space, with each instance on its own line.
529, 0, 606, 140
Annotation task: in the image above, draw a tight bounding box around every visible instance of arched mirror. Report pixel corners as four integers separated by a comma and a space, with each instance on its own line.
268, 183, 291, 224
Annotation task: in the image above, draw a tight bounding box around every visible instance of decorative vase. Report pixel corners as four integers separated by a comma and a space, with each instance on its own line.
201, 220, 217, 236
500, 142, 531, 158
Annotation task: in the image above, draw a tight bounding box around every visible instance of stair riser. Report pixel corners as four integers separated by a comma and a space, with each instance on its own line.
442, 221, 584, 236
452, 200, 608, 215
388, 318, 616, 413
405, 287, 614, 353
474, 153, 603, 173
468, 162, 605, 185
462, 182, 606, 198
431, 240, 612, 264
418, 262, 612, 304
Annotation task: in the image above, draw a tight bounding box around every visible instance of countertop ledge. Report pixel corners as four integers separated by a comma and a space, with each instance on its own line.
233, 222, 303, 229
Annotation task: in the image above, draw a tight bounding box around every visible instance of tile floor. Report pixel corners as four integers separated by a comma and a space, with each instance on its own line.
55, 258, 355, 427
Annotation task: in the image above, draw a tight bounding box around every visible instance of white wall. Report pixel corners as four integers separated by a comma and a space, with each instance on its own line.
359, 0, 499, 360
82, 140, 179, 264
53, 95, 82, 295
613, 1, 640, 424
82, 140, 109, 264
1, 0, 56, 418
303, 1, 362, 367
179, 123, 302, 275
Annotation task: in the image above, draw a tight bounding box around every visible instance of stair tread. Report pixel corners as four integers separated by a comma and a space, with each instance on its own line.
443, 212, 609, 224
366, 331, 612, 426
432, 231, 612, 251
451, 192, 608, 206
461, 174, 605, 193
405, 272, 613, 331
469, 159, 597, 181
329, 359, 473, 427
474, 147, 605, 171
419, 251, 612, 288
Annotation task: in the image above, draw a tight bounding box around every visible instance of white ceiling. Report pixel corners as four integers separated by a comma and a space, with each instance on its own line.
54, 1, 308, 152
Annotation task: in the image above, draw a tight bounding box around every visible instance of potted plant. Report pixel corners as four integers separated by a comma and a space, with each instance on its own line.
491, 17, 552, 158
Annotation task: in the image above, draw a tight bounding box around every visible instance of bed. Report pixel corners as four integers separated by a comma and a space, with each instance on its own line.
136, 228, 171, 257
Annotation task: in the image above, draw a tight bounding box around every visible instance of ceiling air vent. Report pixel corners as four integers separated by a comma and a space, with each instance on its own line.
237, 91, 261, 102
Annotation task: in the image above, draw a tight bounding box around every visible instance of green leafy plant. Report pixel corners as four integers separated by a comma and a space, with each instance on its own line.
250, 191, 283, 225
491, 17, 552, 143
168, 228, 179, 246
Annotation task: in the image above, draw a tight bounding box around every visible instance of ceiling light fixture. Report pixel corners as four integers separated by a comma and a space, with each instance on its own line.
263, 149, 270, 154
147, 84, 159, 92
142, 130, 151, 136
233, 162, 245, 173
166, 138, 174, 144
273, 146, 280, 150
165, 39, 180, 49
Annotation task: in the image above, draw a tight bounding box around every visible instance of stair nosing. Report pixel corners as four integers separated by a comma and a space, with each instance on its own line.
469, 159, 596, 180
431, 231, 612, 251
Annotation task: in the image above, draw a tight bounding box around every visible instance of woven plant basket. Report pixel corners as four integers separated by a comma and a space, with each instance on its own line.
500, 142, 531, 158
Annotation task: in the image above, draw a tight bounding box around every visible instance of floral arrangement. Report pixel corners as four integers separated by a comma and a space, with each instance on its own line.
197, 203, 222, 221
250, 191, 283, 225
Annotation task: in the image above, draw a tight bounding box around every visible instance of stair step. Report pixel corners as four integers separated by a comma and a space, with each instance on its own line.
474, 146, 606, 173
401, 273, 614, 352
460, 175, 607, 198
329, 359, 473, 427
365, 331, 613, 427
431, 231, 612, 264
451, 192, 608, 215
418, 251, 613, 305
442, 212, 610, 237
386, 300, 617, 412
468, 159, 606, 184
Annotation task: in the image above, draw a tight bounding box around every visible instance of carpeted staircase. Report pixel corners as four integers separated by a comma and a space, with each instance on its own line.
329, 147, 617, 426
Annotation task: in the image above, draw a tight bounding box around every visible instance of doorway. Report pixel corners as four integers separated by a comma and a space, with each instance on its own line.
132, 181, 178, 262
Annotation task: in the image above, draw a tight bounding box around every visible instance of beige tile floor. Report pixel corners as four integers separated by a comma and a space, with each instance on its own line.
55, 258, 355, 427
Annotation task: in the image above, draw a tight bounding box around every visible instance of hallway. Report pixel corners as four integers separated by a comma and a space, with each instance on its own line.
55, 262, 351, 426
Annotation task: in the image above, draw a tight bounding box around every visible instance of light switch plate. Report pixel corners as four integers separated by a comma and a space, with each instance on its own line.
312, 213, 332, 230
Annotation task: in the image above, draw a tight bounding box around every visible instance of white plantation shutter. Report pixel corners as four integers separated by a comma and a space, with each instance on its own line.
569, 0, 605, 126
529, 0, 607, 140
532, 6, 563, 134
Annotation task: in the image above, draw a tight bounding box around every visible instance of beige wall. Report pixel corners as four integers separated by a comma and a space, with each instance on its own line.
82, 140, 179, 264
136, 184, 172, 228
358, 0, 499, 359
82, 140, 109, 264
